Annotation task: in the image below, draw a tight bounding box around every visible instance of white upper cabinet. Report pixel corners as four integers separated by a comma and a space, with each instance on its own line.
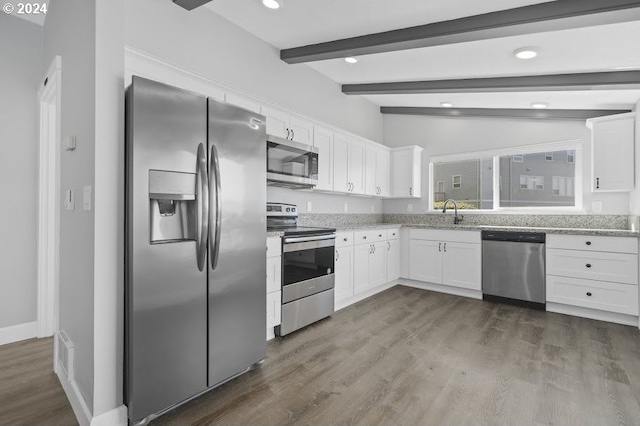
313, 125, 334, 191
391, 146, 423, 198
587, 112, 635, 192
365, 145, 391, 197
225, 93, 261, 114
334, 132, 366, 195
262, 106, 314, 144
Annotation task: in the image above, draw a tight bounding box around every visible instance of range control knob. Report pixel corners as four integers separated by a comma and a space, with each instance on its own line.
292, 208, 296, 212
286, 208, 291, 212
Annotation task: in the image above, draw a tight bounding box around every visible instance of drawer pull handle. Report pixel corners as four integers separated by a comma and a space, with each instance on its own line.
586, 292, 592, 297
378, 234, 382, 237
586, 264, 592, 268
586, 241, 592, 245
343, 238, 347, 241
363, 236, 367, 239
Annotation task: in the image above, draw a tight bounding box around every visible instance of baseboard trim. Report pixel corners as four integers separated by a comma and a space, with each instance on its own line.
547, 302, 639, 327
0, 321, 37, 346
335, 280, 398, 312
90, 405, 127, 426
56, 359, 92, 426
398, 278, 483, 300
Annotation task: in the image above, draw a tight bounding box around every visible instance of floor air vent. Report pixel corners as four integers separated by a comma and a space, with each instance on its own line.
56, 330, 75, 381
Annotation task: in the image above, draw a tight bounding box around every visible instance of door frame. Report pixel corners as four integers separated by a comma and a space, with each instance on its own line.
37, 56, 62, 339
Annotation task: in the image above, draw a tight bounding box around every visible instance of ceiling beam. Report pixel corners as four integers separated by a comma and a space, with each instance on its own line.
380, 107, 630, 120
172, 0, 212, 11
342, 71, 640, 95
281, 0, 640, 64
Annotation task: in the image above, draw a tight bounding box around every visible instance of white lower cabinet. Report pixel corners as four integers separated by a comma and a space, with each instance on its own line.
266, 237, 282, 336
386, 239, 400, 282
546, 234, 639, 321
354, 242, 387, 294
335, 244, 354, 303
409, 230, 481, 290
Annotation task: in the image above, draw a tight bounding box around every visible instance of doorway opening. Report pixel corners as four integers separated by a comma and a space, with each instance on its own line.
37, 56, 61, 343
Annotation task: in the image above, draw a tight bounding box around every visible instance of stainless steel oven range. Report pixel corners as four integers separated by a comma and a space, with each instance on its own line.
267, 203, 336, 336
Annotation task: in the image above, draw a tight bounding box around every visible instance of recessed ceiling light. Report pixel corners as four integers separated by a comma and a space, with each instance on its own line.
513, 47, 538, 59
262, 0, 281, 9
531, 102, 549, 109
344, 57, 358, 64
440, 102, 453, 108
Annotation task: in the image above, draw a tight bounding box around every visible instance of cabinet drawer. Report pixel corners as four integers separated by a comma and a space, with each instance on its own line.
387, 228, 400, 240
267, 237, 282, 258
266, 290, 282, 329
547, 275, 639, 316
336, 231, 354, 248
410, 228, 480, 244
546, 234, 637, 254
354, 229, 387, 244
547, 248, 638, 285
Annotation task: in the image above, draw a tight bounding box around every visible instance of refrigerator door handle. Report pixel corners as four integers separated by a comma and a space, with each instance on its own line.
196, 143, 209, 272
209, 144, 222, 270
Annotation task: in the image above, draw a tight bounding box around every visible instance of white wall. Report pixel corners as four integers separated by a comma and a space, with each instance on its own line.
43, 0, 97, 412
382, 114, 631, 214
0, 15, 43, 329
267, 187, 382, 214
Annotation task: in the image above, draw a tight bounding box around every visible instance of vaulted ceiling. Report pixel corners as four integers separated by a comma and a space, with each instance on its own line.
206, 0, 640, 119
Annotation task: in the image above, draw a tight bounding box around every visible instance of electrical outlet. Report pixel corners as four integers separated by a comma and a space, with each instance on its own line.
307, 201, 312, 212
371, 203, 375, 212
407, 203, 413, 212
592, 201, 603, 213
344, 203, 348, 213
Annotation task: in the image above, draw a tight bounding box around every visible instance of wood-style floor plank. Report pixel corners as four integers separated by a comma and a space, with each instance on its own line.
0, 337, 77, 426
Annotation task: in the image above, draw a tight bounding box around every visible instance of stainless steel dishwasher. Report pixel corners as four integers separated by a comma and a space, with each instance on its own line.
482, 230, 546, 309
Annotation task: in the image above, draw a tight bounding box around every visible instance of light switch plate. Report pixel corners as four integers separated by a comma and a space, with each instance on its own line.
407, 203, 413, 212
343, 203, 348, 212
65, 189, 75, 211
83, 185, 92, 211
307, 201, 312, 212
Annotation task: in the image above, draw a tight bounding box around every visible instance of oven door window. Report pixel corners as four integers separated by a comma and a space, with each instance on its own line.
267, 141, 318, 179
283, 244, 334, 285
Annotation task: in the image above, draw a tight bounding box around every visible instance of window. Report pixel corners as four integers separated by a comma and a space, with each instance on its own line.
520, 175, 544, 190
552, 176, 574, 196
452, 175, 461, 189
432, 158, 494, 210
431, 143, 580, 211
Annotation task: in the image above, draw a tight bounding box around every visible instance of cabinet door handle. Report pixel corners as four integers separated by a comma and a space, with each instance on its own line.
343, 238, 348, 242
370, 244, 374, 254
409, 187, 412, 196
439, 242, 441, 252
291, 129, 295, 140
596, 177, 600, 189
286, 128, 290, 139
586, 292, 592, 297
444, 242, 447, 252
387, 241, 391, 251
586, 263, 592, 268
336, 250, 340, 261
363, 235, 367, 240
586, 241, 591, 245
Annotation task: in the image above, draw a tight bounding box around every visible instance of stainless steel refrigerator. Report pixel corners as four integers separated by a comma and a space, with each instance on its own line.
125, 76, 266, 425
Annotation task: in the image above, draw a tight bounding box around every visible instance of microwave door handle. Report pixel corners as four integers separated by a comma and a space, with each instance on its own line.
196, 143, 209, 272
209, 144, 222, 270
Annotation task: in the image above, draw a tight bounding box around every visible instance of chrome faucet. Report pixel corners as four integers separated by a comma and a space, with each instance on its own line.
442, 199, 464, 224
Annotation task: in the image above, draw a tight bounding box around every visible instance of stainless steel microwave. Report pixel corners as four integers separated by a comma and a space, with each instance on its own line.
266, 134, 319, 189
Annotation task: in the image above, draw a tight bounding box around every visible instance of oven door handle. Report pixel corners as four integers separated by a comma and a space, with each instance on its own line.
283, 234, 337, 244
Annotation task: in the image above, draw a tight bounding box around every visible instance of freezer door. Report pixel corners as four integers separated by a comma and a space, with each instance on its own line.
126, 76, 208, 423
207, 99, 267, 387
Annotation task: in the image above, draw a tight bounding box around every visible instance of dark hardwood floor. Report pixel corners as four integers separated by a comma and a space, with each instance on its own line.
3, 286, 640, 425
0, 336, 77, 425
157, 286, 640, 426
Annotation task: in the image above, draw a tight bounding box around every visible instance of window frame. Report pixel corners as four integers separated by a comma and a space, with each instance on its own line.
428, 140, 583, 213
452, 175, 461, 189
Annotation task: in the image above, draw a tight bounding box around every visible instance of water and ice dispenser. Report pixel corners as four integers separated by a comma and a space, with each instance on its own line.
149, 170, 198, 243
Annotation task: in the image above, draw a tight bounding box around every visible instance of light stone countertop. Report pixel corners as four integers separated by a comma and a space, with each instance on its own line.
266, 231, 284, 238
